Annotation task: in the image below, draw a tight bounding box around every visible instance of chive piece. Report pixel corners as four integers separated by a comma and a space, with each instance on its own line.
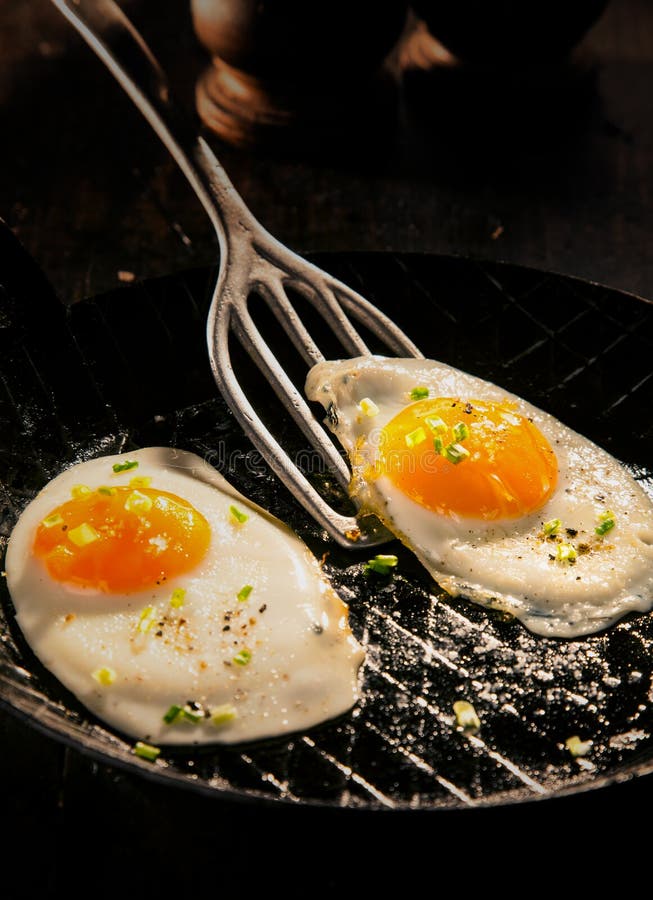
170, 588, 186, 609
453, 700, 481, 732
565, 735, 593, 757
595, 510, 616, 536
229, 504, 249, 525
211, 704, 238, 727
409, 386, 429, 401
112, 459, 139, 473
181, 705, 203, 724
442, 442, 470, 465
71, 484, 91, 499
97, 486, 117, 496
92, 666, 116, 686
556, 542, 577, 564
405, 426, 427, 448
133, 741, 161, 762
129, 475, 152, 489
364, 554, 399, 576
233, 649, 252, 666
425, 416, 447, 434
68, 522, 100, 547
137, 605, 157, 633
595, 518, 615, 536
358, 397, 380, 417
124, 490, 153, 514
452, 421, 469, 443
41, 513, 64, 529
237, 584, 253, 603
543, 518, 561, 536
163, 704, 184, 724
433, 436, 444, 454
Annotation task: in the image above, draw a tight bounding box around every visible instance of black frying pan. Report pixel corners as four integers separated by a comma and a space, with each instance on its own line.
2, 220, 653, 814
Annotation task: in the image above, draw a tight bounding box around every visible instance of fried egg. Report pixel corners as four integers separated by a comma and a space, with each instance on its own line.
5, 447, 364, 745
306, 356, 653, 637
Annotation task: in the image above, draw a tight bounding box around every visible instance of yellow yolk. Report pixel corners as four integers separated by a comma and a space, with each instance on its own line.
33, 486, 211, 593
378, 397, 558, 521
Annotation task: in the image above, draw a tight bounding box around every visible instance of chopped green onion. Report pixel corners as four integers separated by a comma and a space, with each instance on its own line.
129, 475, 152, 489
170, 588, 186, 609
163, 704, 184, 724
409, 386, 430, 401
163, 702, 204, 725
433, 436, 444, 454
405, 426, 427, 448
233, 649, 252, 666
425, 416, 447, 434
358, 397, 379, 417
595, 511, 616, 536
67, 522, 100, 547
442, 442, 470, 465
71, 484, 91, 499
97, 485, 117, 496
543, 518, 561, 536
364, 554, 399, 576
229, 505, 249, 525
92, 666, 116, 686
112, 459, 139, 473
595, 518, 615, 536
124, 490, 153, 514
565, 735, 593, 757
41, 513, 64, 529
211, 703, 238, 727
452, 421, 469, 443
137, 605, 157, 633
180, 705, 203, 724
237, 584, 253, 603
556, 542, 577, 564
453, 700, 481, 732
133, 741, 160, 762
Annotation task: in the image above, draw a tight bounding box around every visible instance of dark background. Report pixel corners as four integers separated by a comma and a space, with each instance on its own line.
1, 0, 653, 893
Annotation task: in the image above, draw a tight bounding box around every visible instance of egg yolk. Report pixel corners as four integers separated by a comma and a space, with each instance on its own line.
377, 397, 558, 521
33, 486, 211, 593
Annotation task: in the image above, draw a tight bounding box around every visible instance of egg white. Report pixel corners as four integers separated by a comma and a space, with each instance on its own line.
306, 356, 653, 637
5, 447, 364, 745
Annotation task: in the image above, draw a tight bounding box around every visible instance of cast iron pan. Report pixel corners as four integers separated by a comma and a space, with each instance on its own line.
1, 223, 653, 812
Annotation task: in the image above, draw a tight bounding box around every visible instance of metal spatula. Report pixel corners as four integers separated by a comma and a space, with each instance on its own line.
51, 0, 422, 547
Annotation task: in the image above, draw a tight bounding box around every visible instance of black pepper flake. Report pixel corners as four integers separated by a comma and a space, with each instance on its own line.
566, 528, 578, 537
548, 553, 555, 560
326, 402, 339, 426
464, 402, 473, 414
313, 624, 324, 635
258, 604, 267, 614
223, 625, 230, 632
155, 630, 163, 637
61, 524, 68, 531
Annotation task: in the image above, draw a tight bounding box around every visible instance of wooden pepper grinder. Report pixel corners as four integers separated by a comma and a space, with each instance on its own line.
191, 0, 409, 150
